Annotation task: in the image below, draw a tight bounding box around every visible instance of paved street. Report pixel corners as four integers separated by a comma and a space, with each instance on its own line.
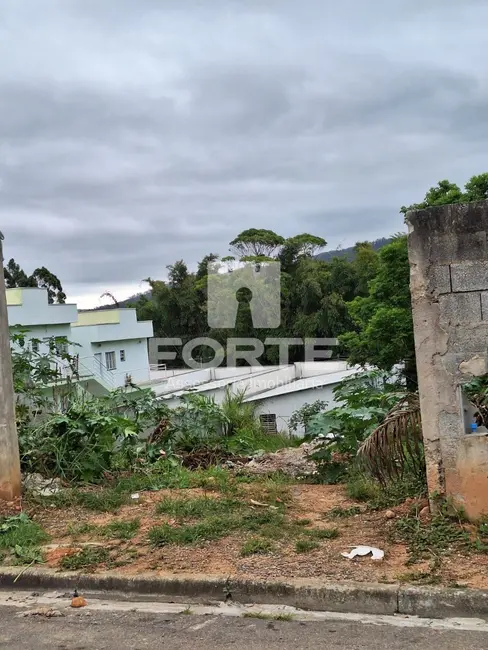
0, 604, 487, 649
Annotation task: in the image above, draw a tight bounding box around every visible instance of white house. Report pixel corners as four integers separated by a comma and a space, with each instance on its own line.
71, 309, 153, 389
6, 287, 153, 394
143, 361, 363, 436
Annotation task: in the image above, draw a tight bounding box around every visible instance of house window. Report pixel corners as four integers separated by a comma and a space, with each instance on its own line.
31, 340, 39, 353
260, 414, 277, 434
56, 342, 68, 356
105, 351, 116, 371
120, 349, 126, 362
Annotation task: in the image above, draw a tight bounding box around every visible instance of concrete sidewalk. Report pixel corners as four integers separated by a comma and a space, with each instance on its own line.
0, 566, 488, 620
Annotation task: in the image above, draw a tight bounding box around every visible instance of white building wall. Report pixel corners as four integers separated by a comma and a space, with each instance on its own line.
71, 329, 151, 388
252, 385, 341, 436
7, 288, 78, 328
7, 288, 153, 392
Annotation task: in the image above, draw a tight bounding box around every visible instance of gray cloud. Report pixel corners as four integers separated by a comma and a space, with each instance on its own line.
1, 0, 488, 304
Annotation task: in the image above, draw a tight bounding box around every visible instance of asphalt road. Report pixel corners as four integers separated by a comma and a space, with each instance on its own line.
0, 606, 487, 650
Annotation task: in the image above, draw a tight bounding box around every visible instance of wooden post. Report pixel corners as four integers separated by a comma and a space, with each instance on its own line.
0, 234, 21, 501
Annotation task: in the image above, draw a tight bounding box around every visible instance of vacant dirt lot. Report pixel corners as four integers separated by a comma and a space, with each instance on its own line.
21, 480, 488, 589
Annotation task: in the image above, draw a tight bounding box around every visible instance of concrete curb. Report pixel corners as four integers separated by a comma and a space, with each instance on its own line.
0, 567, 487, 620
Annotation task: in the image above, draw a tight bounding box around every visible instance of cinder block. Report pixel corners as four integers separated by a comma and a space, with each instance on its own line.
448, 322, 488, 353
429, 265, 451, 295
451, 261, 488, 292
439, 292, 482, 325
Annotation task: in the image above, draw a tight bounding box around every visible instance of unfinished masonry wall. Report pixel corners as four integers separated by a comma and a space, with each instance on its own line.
407, 200, 488, 519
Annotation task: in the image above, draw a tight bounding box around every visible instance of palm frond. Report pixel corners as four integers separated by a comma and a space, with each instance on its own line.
357, 393, 424, 485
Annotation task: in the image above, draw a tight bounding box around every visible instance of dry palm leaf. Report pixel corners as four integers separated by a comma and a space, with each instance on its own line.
357, 393, 423, 485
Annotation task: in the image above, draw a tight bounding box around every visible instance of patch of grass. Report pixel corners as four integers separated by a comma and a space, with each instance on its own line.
0, 514, 49, 551
393, 515, 470, 564
326, 506, 361, 519
346, 477, 380, 503
258, 523, 288, 540
396, 570, 441, 585
304, 527, 339, 540
60, 546, 110, 570
148, 516, 231, 547
295, 518, 312, 526
240, 538, 275, 557
295, 539, 319, 554
242, 611, 294, 621
46, 488, 129, 513
67, 522, 98, 538
149, 505, 286, 547
188, 467, 236, 493
242, 476, 293, 505
100, 519, 140, 541
156, 496, 239, 519
238, 510, 285, 532
180, 607, 193, 615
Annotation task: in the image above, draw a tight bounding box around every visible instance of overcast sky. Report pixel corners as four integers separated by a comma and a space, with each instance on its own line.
1, 0, 488, 307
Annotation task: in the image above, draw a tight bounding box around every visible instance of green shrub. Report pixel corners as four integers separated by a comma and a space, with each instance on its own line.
0, 514, 49, 550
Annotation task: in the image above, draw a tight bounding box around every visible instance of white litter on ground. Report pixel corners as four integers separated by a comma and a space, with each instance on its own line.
341, 546, 385, 561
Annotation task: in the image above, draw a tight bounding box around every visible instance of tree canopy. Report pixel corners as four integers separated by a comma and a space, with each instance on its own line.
4, 259, 66, 304
401, 173, 488, 214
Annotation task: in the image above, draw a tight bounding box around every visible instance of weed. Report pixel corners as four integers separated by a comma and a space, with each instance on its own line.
295, 539, 319, 553
295, 518, 312, 526
188, 466, 235, 492
180, 607, 193, 615
304, 527, 339, 540
396, 570, 441, 586
239, 510, 285, 532
346, 477, 380, 503
148, 517, 231, 547
11, 545, 45, 566
156, 496, 239, 519
393, 515, 470, 564
240, 538, 274, 557
149, 505, 285, 547
47, 488, 129, 513
242, 611, 294, 621
60, 546, 110, 570
67, 523, 98, 538
242, 476, 293, 504
258, 523, 287, 540
368, 476, 427, 511
326, 506, 361, 519
0, 514, 49, 551
100, 519, 140, 541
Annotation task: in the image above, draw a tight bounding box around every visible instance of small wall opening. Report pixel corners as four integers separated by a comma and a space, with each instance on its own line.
462, 376, 488, 435
260, 414, 277, 434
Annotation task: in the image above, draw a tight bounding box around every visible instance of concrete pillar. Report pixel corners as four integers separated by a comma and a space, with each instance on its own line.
406, 200, 488, 519
0, 235, 21, 501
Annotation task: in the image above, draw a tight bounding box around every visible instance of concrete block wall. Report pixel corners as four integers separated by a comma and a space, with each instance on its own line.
406, 200, 488, 519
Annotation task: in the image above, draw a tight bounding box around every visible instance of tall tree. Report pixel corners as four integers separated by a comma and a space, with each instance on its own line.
229, 229, 285, 259
31, 267, 66, 304
3, 259, 66, 304
340, 236, 416, 387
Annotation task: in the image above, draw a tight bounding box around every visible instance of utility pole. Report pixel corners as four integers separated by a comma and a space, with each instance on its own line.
0, 232, 21, 501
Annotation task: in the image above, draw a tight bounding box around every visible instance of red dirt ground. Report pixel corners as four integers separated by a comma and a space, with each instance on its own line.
22, 484, 488, 589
